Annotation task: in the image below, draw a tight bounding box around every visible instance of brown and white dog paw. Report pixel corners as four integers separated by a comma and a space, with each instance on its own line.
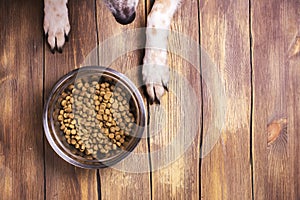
44, 0, 70, 53
142, 60, 169, 103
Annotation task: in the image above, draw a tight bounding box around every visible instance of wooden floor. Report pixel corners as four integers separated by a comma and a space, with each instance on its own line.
1, 0, 300, 199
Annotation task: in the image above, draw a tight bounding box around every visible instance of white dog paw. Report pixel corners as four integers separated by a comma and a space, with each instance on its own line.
44, 0, 70, 52
142, 63, 169, 103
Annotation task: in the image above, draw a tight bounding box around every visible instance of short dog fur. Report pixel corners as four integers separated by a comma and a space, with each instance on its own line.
44, 0, 181, 101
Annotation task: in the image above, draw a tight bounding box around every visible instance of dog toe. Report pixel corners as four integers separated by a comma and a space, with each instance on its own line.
56, 30, 66, 51
146, 83, 167, 104
142, 62, 169, 103
145, 83, 155, 102
47, 33, 56, 51
153, 84, 166, 102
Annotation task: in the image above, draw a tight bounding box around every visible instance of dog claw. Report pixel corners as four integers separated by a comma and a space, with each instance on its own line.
149, 98, 154, 105
65, 34, 69, 42
57, 47, 63, 53
153, 87, 161, 105
50, 48, 55, 54
163, 82, 169, 92
148, 96, 160, 105
156, 98, 161, 105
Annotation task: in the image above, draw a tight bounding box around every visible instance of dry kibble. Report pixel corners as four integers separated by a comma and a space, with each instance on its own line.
75, 135, 81, 140
93, 95, 99, 100
65, 107, 72, 113
115, 135, 121, 140
85, 143, 91, 149
117, 96, 123, 101
108, 133, 114, 139
76, 82, 83, 89
119, 138, 125, 143
58, 115, 63, 121
69, 124, 75, 129
68, 84, 75, 91
112, 102, 118, 109
71, 129, 76, 135
69, 113, 75, 119
61, 100, 67, 107
60, 125, 65, 130
105, 109, 110, 115
100, 149, 106, 154
93, 145, 98, 151
100, 91, 106, 96
110, 127, 115, 133
55, 77, 136, 160
65, 129, 71, 135
85, 149, 92, 155
103, 114, 108, 121
95, 100, 100, 106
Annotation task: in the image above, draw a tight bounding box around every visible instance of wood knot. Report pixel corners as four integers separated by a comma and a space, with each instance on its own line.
267, 118, 287, 145
288, 35, 300, 58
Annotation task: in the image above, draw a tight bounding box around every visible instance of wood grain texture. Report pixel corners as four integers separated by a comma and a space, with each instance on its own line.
1, 0, 300, 199
251, 0, 300, 199
287, 8, 300, 196
149, 0, 201, 199
200, 0, 252, 199
44, 0, 98, 199
0, 0, 44, 199
288, 46, 300, 200
95, 1, 151, 199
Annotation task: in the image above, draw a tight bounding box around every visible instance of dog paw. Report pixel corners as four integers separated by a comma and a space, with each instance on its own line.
142, 63, 169, 103
44, 0, 70, 52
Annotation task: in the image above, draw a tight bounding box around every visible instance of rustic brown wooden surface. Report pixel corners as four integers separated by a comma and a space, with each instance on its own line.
252, 0, 300, 199
0, 0, 300, 199
0, 0, 44, 199
200, 0, 252, 199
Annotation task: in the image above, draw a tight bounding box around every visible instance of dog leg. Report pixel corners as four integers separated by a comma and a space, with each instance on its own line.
44, 0, 70, 52
143, 0, 181, 102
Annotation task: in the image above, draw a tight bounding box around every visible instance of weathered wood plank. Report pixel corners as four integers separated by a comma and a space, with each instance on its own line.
149, 0, 201, 199
0, 0, 44, 199
251, 0, 300, 199
287, 7, 300, 195
200, 0, 252, 199
44, 0, 98, 199
287, 46, 300, 199
95, 1, 151, 199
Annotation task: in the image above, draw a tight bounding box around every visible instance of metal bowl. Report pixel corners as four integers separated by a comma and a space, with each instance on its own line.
43, 66, 146, 168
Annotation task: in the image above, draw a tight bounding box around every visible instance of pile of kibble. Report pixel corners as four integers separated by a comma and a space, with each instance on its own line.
56, 76, 136, 160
